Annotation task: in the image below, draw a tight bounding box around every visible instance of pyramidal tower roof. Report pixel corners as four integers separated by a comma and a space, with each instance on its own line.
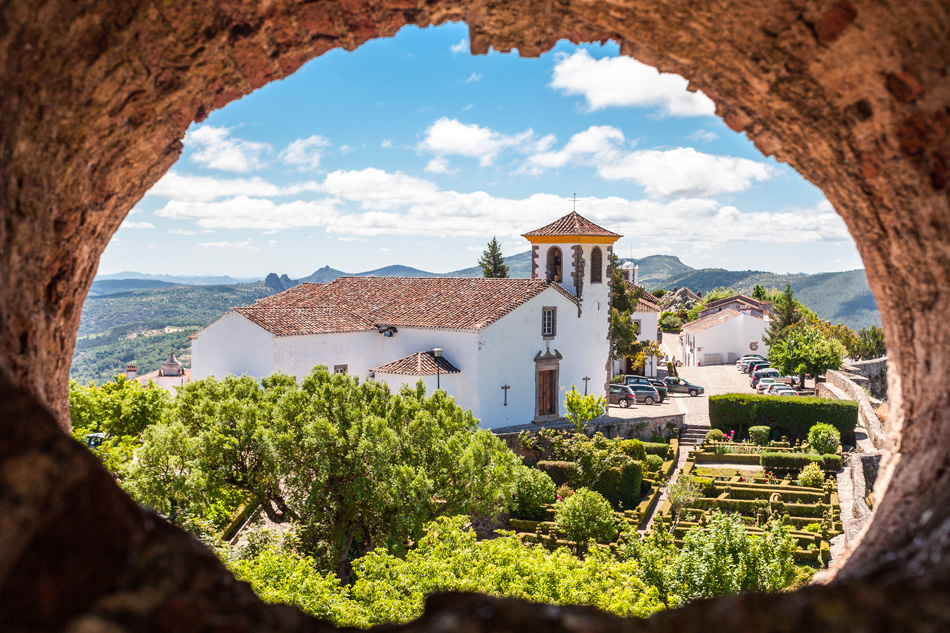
522, 211, 621, 241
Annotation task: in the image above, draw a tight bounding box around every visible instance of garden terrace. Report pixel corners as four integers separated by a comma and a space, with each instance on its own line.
709, 394, 858, 443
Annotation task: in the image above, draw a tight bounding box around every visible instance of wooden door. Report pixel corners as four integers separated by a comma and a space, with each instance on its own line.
537, 370, 555, 416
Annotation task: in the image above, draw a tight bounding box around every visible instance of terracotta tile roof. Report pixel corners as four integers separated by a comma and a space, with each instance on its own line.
224, 277, 578, 337
641, 290, 661, 304
633, 297, 661, 313
235, 305, 376, 335
702, 295, 772, 312
373, 351, 461, 376
523, 211, 621, 238
681, 308, 742, 333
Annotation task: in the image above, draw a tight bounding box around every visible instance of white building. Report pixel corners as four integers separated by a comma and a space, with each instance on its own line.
125, 353, 192, 396
680, 308, 769, 366
191, 211, 620, 429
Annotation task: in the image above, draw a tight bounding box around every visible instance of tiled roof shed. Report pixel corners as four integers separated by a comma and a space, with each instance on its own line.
681, 308, 743, 333
522, 211, 621, 238
214, 277, 579, 337
373, 351, 461, 376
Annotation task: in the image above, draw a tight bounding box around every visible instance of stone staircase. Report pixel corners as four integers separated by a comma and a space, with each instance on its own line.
679, 424, 709, 448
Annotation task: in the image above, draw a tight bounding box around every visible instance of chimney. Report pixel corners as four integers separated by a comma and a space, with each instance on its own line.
126, 364, 137, 381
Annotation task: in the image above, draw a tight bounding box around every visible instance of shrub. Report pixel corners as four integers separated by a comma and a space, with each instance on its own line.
537, 461, 581, 487
797, 462, 825, 488
822, 454, 842, 471
512, 466, 556, 521
554, 488, 619, 545
642, 441, 671, 457
807, 423, 841, 455
618, 439, 646, 461
591, 461, 643, 510
709, 394, 857, 441
748, 426, 770, 446
760, 452, 822, 471
645, 454, 663, 472
705, 429, 725, 443
556, 484, 574, 500
803, 523, 822, 534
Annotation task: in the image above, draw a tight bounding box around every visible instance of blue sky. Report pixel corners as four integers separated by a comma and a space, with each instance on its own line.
103, 22, 863, 279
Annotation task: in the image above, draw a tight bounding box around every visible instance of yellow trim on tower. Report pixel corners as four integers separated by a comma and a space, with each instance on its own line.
524, 235, 621, 245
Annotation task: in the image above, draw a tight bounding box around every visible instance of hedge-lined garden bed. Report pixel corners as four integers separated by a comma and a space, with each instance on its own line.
709, 393, 857, 442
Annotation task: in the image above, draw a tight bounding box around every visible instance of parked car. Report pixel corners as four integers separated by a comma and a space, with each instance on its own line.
628, 383, 662, 405
84, 432, 108, 450
664, 376, 705, 397
608, 384, 637, 408
737, 354, 766, 369
620, 375, 668, 402
745, 360, 771, 374
756, 377, 779, 393
752, 367, 780, 388
738, 358, 765, 372
765, 382, 792, 394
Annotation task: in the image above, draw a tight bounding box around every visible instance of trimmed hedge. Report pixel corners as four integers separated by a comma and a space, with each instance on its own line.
761, 452, 842, 473
709, 393, 857, 441
536, 461, 580, 487
618, 439, 647, 461
591, 461, 643, 511
642, 442, 671, 458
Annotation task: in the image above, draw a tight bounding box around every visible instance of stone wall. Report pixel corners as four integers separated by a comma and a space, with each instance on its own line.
821, 370, 887, 451
842, 357, 888, 399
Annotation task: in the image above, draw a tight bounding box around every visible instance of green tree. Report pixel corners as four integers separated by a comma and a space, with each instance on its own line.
478, 236, 509, 278
767, 323, 846, 388
668, 512, 796, 603
70, 374, 171, 438
851, 324, 886, 360
752, 284, 768, 300
125, 367, 522, 581
564, 387, 606, 432
554, 488, 619, 548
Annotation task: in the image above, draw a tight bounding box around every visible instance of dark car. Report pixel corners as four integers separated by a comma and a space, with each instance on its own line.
745, 360, 771, 374
664, 376, 705, 397
630, 384, 661, 405
608, 384, 637, 408
620, 375, 668, 402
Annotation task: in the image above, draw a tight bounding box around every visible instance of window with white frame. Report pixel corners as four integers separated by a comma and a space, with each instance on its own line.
542, 307, 556, 338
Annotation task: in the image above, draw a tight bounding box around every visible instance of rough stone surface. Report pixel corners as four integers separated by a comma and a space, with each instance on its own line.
2, 0, 950, 629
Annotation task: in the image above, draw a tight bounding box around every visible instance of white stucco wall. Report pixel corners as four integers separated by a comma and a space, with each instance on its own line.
682, 314, 769, 366
192, 311, 277, 380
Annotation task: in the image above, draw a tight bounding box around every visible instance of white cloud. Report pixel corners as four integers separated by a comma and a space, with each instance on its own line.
524, 125, 625, 173
525, 127, 772, 197
381, 139, 394, 149
168, 228, 198, 235
418, 117, 546, 167
380, 247, 393, 252
550, 50, 715, 116
279, 135, 331, 171
688, 129, 719, 143
598, 147, 773, 197
451, 38, 468, 54
340, 144, 354, 154
153, 167, 845, 248
197, 239, 260, 250
120, 220, 155, 229
425, 157, 455, 174
463, 72, 481, 84
148, 172, 284, 202
186, 125, 271, 172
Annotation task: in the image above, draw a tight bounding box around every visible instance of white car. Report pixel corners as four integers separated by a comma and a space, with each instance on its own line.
756, 378, 779, 393
767, 383, 796, 396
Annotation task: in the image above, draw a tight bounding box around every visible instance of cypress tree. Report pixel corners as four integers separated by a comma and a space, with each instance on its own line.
478, 237, 509, 278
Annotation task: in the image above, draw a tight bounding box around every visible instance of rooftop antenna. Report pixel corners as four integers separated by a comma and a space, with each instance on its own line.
572, 193, 576, 212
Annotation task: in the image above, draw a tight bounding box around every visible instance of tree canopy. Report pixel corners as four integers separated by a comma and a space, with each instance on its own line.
478, 236, 509, 278
123, 367, 522, 580
767, 322, 846, 386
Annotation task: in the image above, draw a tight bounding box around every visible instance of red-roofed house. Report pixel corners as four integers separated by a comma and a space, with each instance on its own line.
192, 212, 621, 428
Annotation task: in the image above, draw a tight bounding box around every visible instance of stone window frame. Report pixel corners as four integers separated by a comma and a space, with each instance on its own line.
334, 364, 348, 374
590, 246, 603, 284
542, 306, 557, 339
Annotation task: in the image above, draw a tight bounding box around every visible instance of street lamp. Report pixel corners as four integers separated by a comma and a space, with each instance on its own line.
433, 347, 442, 390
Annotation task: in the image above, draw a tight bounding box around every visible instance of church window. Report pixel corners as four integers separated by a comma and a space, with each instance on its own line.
590, 246, 603, 284
542, 307, 556, 338
546, 247, 563, 283
334, 364, 348, 374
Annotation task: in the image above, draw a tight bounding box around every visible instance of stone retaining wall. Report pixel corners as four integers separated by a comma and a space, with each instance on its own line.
842, 357, 888, 399
820, 370, 887, 450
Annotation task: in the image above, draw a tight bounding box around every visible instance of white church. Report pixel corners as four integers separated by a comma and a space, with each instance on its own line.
191, 211, 620, 429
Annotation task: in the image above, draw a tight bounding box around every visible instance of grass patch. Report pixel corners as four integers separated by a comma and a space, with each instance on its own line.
694, 466, 764, 478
